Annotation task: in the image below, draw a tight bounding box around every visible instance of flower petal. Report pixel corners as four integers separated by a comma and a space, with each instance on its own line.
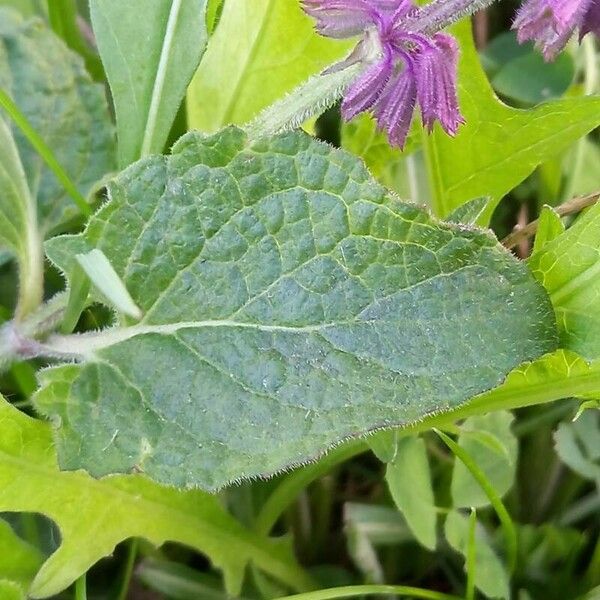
581, 0, 600, 37
374, 62, 417, 147
302, 0, 375, 38
512, 0, 591, 60
341, 49, 394, 120
415, 33, 464, 135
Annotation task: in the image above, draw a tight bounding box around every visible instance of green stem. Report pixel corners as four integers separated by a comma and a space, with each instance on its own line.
465, 509, 476, 600
116, 539, 139, 600
435, 430, 517, 574
74, 574, 87, 600
275, 585, 463, 600
0, 88, 91, 216
246, 63, 362, 141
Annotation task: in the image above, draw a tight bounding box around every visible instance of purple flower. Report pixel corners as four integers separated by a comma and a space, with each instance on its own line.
303, 0, 464, 147
513, 0, 600, 60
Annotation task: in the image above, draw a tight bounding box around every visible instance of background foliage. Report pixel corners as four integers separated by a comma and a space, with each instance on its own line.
0, 1, 598, 599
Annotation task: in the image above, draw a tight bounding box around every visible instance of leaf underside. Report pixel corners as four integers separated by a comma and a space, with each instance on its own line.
38, 127, 557, 490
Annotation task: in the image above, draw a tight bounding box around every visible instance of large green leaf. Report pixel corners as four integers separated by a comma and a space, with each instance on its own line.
423, 20, 600, 221
90, 0, 208, 168
0, 395, 311, 598
0, 115, 41, 317
38, 127, 556, 490
528, 202, 600, 360
0, 8, 115, 234
187, 0, 352, 132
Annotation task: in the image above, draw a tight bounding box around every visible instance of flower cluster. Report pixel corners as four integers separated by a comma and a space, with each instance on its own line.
303, 0, 464, 147
513, 0, 600, 60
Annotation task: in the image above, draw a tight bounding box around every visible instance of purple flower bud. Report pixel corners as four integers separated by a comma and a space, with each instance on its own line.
302, 0, 464, 147
513, 0, 600, 60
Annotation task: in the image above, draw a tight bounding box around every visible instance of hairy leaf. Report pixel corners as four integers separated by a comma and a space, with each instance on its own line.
0, 8, 115, 234
90, 0, 208, 167
187, 0, 351, 131
39, 127, 556, 490
0, 395, 311, 598
424, 21, 600, 222
529, 202, 600, 360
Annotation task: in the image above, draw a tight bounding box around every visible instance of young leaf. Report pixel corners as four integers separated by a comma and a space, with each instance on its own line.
0, 395, 311, 598
89, 0, 208, 167
451, 412, 518, 508
187, 0, 352, 131
0, 8, 115, 234
386, 436, 437, 550
531, 206, 564, 256
528, 201, 600, 360
423, 20, 600, 222
0, 115, 42, 317
38, 127, 557, 490
445, 511, 510, 600
554, 410, 600, 483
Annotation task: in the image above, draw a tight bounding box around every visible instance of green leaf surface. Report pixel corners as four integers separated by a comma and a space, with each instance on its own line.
0, 8, 115, 234
531, 206, 564, 256
451, 412, 517, 508
90, 0, 208, 168
0, 395, 311, 598
187, 0, 352, 132
341, 114, 422, 198
445, 511, 509, 599
386, 436, 437, 549
529, 201, 600, 359
39, 126, 556, 490
0, 581, 24, 600
0, 518, 43, 588
446, 197, 491, 226
424, 20, 600, 221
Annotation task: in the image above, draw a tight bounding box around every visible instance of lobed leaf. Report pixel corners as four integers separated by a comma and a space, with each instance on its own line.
38, 127, 556, 490
423, 21, 600, 222
0, 394, 310, 598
